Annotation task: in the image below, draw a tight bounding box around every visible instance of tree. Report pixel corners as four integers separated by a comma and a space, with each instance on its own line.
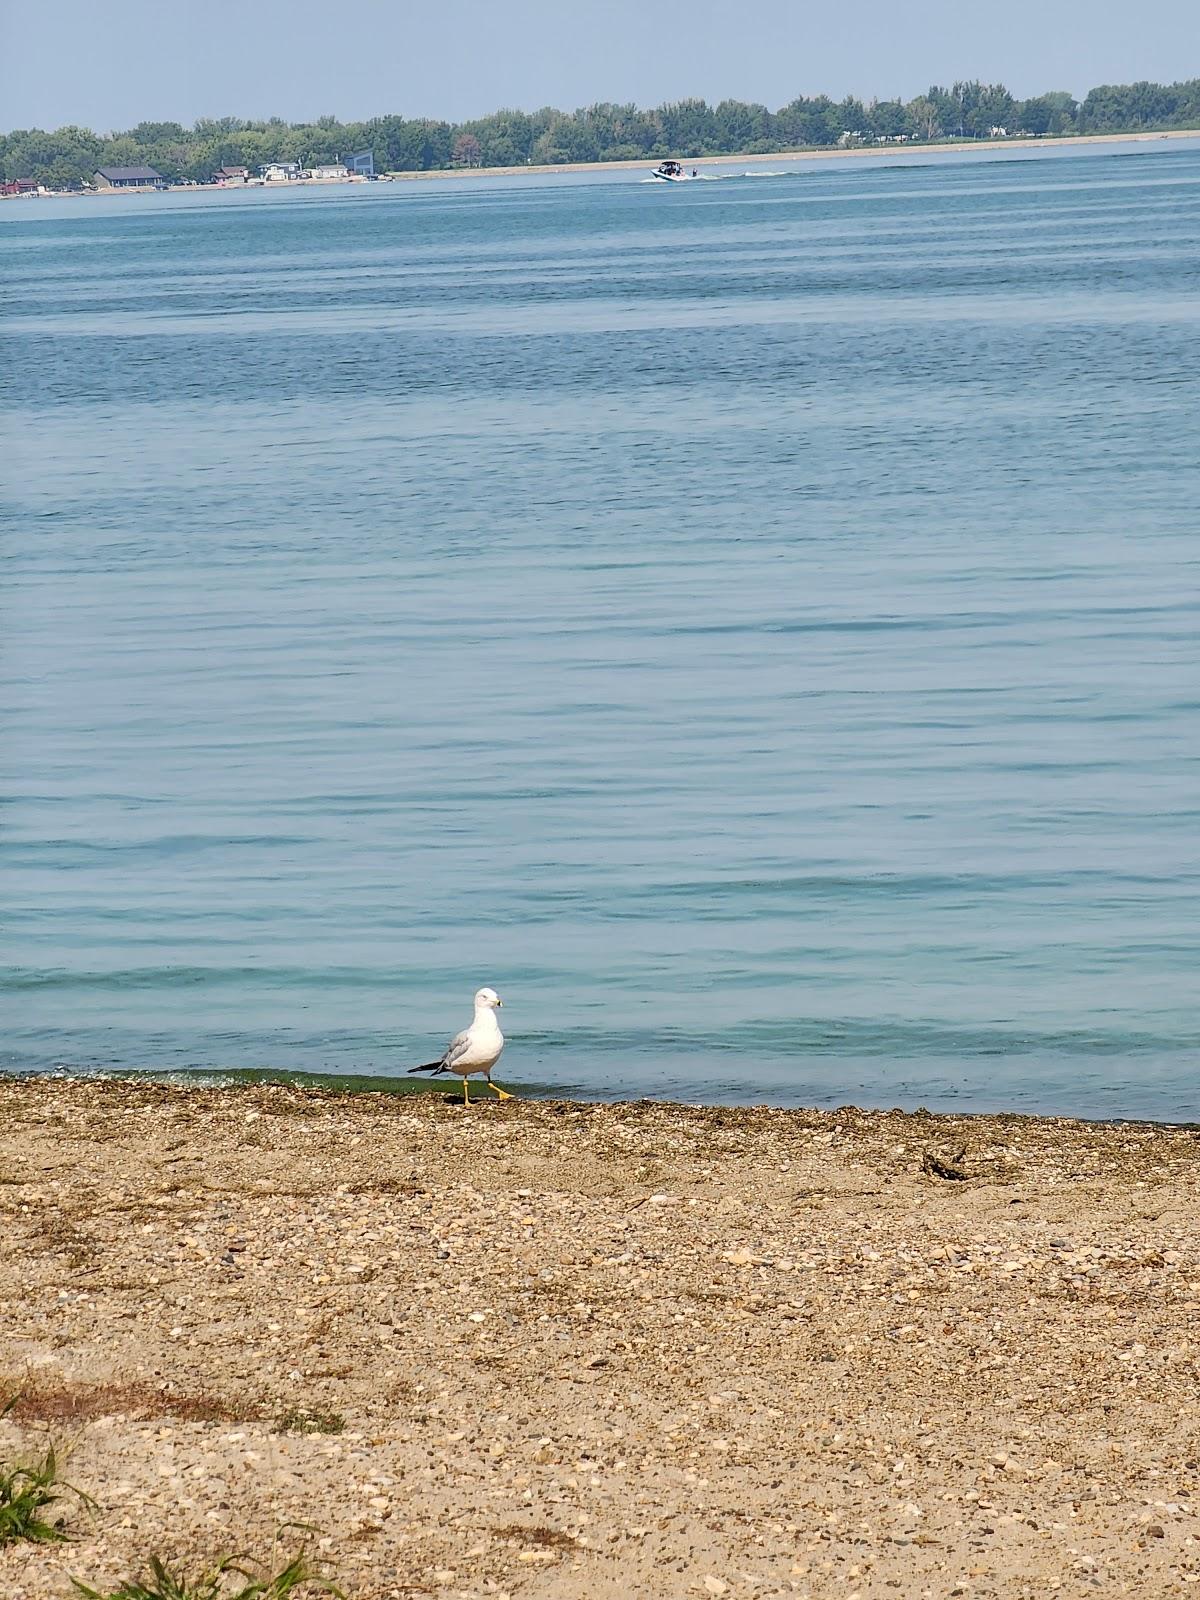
775, 97, 838, 147
469, 108, 537, 166
906, 96, 941, 141
713, 100, 772, 150
2, 124, 103, 186
871, 99, 908, 139
974, 83, 1015, 135
531, 129, 570, 164
1043, 91, 1079, 133
925, 85, 961, 137
658, 99, 717, 155
1018, 92, 1077, 136
837, 96, 872, 139
452, 132, 481, 167
131, 121, 185, 145
949, 81, 980, 136
192, 117, 247, 138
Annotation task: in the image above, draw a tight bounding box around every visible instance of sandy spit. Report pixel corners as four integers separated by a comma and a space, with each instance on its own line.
3, 1077, 1200, 1598
381, 128, 1200, 182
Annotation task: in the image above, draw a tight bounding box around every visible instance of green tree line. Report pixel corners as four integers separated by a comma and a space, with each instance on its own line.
4, 78, 1200, 189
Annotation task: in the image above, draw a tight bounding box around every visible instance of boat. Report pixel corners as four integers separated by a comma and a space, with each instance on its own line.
650, 160, 697, 182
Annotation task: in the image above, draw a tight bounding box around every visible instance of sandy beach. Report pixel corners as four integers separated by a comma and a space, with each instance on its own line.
4, 1077, 1200, 1598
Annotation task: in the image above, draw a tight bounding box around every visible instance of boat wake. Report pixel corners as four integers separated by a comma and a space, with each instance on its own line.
641, 170, 783, 185
640, 172, 730, 184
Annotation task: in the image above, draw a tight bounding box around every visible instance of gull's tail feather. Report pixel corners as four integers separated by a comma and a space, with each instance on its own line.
410, 1060, 446, 1075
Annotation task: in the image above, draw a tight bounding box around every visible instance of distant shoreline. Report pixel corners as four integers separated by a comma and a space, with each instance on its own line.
5, 126, 1197, 199
382, 126, 1199, 183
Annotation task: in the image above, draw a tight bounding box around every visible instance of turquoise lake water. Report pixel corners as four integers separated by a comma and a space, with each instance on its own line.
3, 145, 1199, 1116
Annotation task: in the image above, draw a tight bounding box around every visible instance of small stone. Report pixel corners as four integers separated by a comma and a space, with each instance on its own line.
703, 1580, 729, 1597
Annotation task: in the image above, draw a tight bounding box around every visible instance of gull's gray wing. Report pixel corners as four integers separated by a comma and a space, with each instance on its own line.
410, 1022, 474, 1076
442, 1027, 473, 1068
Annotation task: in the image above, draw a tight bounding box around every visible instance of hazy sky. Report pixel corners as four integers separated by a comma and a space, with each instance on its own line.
4, 0, 1197, 131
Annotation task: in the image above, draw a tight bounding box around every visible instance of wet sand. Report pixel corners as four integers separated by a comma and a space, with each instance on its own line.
4, 1077, 1200, 1597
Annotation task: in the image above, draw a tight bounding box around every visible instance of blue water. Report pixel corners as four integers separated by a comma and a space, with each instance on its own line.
3, 144, 1200, 1117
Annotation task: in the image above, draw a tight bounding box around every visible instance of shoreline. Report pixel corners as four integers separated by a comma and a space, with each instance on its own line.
6, 1074, 1200, 1597
10, 1063, 1200, 1130
6, 127, 1198, 201
382, 126, 1199, 183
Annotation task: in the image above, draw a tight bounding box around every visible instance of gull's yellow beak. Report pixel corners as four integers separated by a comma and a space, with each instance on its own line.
496, 998, 503, 1007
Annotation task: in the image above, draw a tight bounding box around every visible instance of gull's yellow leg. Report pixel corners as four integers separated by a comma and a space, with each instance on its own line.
461, 1076, 471, 1106
487, 1079, 514, 1100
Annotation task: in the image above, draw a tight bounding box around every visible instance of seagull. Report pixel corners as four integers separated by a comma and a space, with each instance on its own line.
409, 987, 510, 1106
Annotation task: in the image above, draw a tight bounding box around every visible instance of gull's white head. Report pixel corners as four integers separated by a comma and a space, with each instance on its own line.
475, 986, 503, 1010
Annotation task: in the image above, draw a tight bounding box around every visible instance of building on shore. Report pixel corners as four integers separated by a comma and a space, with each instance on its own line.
308, 162, 348, 180
259, 161, 301, 182
214, 166, 249, 185
346, 149, 375, 177
93, 166, 166, 190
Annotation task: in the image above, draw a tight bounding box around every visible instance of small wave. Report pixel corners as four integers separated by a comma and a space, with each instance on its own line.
520, 1018, 1200, 1058
0, 965, 393, 992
